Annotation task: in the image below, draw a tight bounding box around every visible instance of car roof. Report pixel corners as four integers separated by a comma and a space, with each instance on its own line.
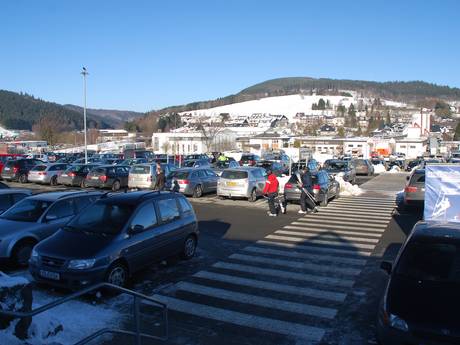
27, 191, 101, 202
98, 190, 179, 205
227, 167, 263, 171
412, 221, 460, 241
0, 189, 32, 195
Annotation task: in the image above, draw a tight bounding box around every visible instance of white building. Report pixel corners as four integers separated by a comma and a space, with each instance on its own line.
98, 129, 136, 143
395, 138, 428, 158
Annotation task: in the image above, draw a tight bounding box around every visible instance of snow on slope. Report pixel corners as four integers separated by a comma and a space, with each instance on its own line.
181, 94, 355, 121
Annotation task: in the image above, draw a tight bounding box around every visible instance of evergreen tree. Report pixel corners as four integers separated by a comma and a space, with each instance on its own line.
318, 98, 326, 110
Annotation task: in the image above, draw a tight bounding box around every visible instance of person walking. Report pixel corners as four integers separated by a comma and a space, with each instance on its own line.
263, 169, 280, 217
218, 153, 228, 162
153, 168, 165, 191
297, 167, 318, 214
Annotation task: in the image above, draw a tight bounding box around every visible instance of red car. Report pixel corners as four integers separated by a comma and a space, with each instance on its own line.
0, 154, 24, 177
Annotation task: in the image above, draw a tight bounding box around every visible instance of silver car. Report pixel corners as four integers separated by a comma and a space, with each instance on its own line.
168, 168, 219, 198
0, 191, 101, 266
128, 163, 176, 189
28, 163, 68, 186
217, 167, 267, 202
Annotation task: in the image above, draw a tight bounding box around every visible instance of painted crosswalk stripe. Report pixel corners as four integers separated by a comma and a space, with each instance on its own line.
289, 222, 386, 233
339, 197, 395, 202
265, 235, 376, 251
213, 261, 355, 287
301, 214, 390, 223
229, 253, 361, 276
242, 246, 367, 266
317, 209, 392, 218
275, 230, 380, 244
295, 217, 388, 228
153, 294, 326, 342
176, 281, 338, 319
257, 239, 372, 257
331, 201, 395, 208
326, 205, 393, 213
332, 198, 395, 204
194, 271, 346, 302
286, 224, 383, 237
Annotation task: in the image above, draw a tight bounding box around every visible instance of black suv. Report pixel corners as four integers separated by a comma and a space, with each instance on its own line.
29, 191, 198, 289
377, 221, 460, 345
83, 165, 130, 191
1, 159, 44, 183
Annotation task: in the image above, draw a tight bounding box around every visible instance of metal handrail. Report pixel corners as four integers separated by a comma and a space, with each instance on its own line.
0, 282, 168, 345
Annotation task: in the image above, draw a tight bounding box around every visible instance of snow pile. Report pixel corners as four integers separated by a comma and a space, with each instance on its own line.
335, 174, 363, 196
373, 164, 387, 174
2, 290, 125, 345
389, 165, 402, 173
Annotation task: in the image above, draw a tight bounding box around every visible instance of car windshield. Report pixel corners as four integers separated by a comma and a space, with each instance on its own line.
68, 202, 134, 235
221, 170, 248, 179
324, 161, 348, 170
396, 241, 460, 282
0, 199, 52, 222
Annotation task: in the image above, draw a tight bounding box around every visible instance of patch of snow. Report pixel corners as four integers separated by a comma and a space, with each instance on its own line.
0, 272, 29, 288
389, 166, 401, 173
373, 164, 387, 174
335, 174, 363, 196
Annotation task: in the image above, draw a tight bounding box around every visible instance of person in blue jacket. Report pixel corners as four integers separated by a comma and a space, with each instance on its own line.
317, 165, 330, 194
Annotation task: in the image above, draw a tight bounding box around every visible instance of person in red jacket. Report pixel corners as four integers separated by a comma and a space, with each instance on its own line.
263, 169, 280, 216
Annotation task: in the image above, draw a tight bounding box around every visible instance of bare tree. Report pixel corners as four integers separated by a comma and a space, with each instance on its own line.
32, 115, 65, 146
195, 116, 226, 152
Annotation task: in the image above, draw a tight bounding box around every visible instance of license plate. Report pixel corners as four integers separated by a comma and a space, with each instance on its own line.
61, 174, 67, 177
4, 167, 9, 171
227, 181, 237, 187
92, 176, 98, 180
40, 270, 60, 280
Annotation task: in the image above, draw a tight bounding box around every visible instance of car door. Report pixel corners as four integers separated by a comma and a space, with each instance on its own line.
204, 169, 218, 191
116, 166, 129, 187
38, 199, 77, 240
155, 197, 183, 256
196, 170, 208, 192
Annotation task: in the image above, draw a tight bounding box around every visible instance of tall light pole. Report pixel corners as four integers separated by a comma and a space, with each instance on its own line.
81, 67, 89, 164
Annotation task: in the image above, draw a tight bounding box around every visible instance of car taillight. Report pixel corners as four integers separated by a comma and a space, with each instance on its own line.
99, 175, 107, 182
313, 184, 321, 190
13, 166, 19, 173
178, 179, 189, 184
285, 183, 293, 189
405, 186, 418, 193
38, 172, 47, 176
68, 172, 76, 177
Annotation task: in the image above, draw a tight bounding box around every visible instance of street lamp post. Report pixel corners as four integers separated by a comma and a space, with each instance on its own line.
81, 67, 89, 164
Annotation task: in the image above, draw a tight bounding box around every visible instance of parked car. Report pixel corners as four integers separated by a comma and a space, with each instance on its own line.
405, 159, 422, 172
167, 168, 219, 197
211, 160, 240, 176
284, 172, 340, 206
0, 191, 101, 266
377, 221, 460, 345
29, 191, 198, 289
0, 154, 25, 178
1, 159, 44, 183
0, 182, 9, 189
239, 154, 260, 167
217, 167, 266, 202
57, 164, 101, 188
0, 189, 32, 214
27, 163, 68, 186
120, 158, 148, 166
84, 165, 130, 191
128, 163, 176, 189
182, 159, 211, 168
255, 160, 286, 176
353, 159, 374, 176
323, 159, 356, 184
403, 169, 425, 208
262, 153, 290, 171
184, 154, 210, 161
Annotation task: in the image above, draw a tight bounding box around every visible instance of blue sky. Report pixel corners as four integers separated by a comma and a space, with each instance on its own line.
1, 0, 459, 112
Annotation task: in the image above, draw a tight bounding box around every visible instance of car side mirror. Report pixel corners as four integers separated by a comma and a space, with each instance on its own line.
380, 261, 392, 275
130, 224, 144, 234
45, 214, 58, 222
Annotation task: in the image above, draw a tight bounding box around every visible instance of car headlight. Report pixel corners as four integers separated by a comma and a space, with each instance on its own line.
389, 313, 408, 332
68, 259, 96, 270
30, 249, 39, 263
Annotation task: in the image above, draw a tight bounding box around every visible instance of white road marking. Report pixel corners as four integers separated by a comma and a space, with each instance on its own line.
275, 230, 380, 244
295, 218, 388, 228
265, 235, 376, 250
287, 224, 383, 237
300, 213, 390, 223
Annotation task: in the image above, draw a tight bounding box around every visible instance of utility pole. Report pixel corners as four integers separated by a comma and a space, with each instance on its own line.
81, 67, 89, 164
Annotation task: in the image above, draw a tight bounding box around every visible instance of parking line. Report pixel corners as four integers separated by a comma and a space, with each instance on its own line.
265, 235, 376, 251
229, 253, 362, 276
153, 294, 326, 341
176, 281, 338, 319
287, 224, 383, 237
275, 230, 380, 244
295, 218, 388, 228
213, 261, 355, 287
193, 271, 347, 302
256, 239, 372, 256
242, 246, 367, 266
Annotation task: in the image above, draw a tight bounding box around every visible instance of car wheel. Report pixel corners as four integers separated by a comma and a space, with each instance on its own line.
193, 185, 203, 198
181, 235, 197, 260
105, 263, 128, 287
248, 188, 257, 202
112, 180, 121, 191
19, 174, 28, 184
321, 192, 329, 207
13, 241, 35, 267
50, 176, 58, 186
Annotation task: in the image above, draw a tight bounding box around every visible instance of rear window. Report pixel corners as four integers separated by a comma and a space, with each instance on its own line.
324, 161, 348, 170
31, 165, 47, 171
157, 198, 180, 222
170, 171, 190, 180
178, 197, 193, 213
221, 170, 248, 179
5, 161, 16, 167
241, 155, 255, 161
410, 173, 425, 183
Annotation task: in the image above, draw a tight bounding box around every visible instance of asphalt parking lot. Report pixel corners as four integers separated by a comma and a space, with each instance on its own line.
1, 173, 419, 345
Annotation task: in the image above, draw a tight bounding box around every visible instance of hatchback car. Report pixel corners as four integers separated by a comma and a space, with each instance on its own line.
255, 160, 286, 176
128, 163, 176, 189
0, 191, 101, 266
28, 163, 68, 186
217, 167, 266, 202
57, 164, 101, 188
1, 159, 44, 183
84, 165, 130, 191
377, 221, 460, 345
239, 154, 260, 167
323, 159, 356, 184
403, 169, 425, 208
284, 172, 340, 206
0, 189, 32, 214
353, 159, 374, 176
29, 191, 198, 289
167, 168, 219, 198
0, 154, 25, 177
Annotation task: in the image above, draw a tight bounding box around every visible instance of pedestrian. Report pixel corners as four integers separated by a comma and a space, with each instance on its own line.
263, 169, 280, 217
317, 165, 330, 195
171, 179, 180, 193
297, 167, 318, 214
154, 168, 165, 191
218, 153, 228, 162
